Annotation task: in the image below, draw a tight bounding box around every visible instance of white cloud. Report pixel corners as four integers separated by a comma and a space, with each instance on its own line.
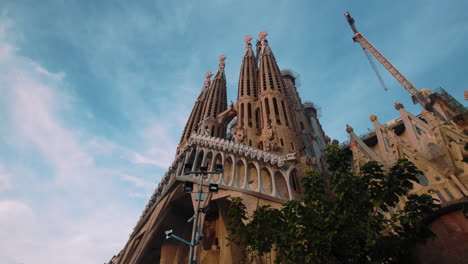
121, 174, 154, 189
0, 166, 12, 191
0, 19, 144, 264
33, 64, 65, 81
128, 192, 151, 198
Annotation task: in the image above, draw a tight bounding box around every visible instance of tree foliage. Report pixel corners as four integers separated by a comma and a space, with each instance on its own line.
226, 145, 440, 263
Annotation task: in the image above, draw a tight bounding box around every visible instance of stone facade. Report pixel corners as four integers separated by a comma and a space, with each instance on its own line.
107, 32, 327, 264
345, 99, 468, 211
344, 93, 468, 263
107, 31, 467, 263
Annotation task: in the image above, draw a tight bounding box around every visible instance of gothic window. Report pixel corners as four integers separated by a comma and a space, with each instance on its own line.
300, 122, 304, 131
240, 103, 244, 127
240, 65, 244, 96
444, 188, 455, 200
248, 103, 253, 127
435, 191, 447, 203
385, 138, 390, 149
416, 174, 429, 186
273, 98, 281, 125
291, 142, 295, 151
280, 138, 284, 147
265, 98, 271, 124
291, 169, 300, 192
395, 204, 401, 211
255, 108, 261, 129
414, 126, 423, 135
281, 100, 290, 126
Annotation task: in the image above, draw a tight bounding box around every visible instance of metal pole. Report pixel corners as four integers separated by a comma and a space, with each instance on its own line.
188, 172, 205, 264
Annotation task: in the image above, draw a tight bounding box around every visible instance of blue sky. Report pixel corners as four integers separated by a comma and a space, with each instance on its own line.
0, 0, 466, 263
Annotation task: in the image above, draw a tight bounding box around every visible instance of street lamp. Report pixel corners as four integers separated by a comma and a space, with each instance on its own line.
164, 163, 223, 264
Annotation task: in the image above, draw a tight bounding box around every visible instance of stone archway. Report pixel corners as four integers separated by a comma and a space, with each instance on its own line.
274, 171, 289, 199
247, 163, 258, 191
260, 168, 273, 194
213, 153, 223, 183
235, 160, 246, 188
224, 156, 234, 185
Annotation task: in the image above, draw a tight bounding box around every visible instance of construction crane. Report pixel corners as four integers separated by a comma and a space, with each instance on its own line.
362, 45, 388, 91
344, 11, 437, 114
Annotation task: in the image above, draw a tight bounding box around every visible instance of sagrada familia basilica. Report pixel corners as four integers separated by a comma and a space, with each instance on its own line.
107, 31, 467, 263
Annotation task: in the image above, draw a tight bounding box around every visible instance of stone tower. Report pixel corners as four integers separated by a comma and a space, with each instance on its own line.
200, 55, 228, 139
177, 72, 212, 155
107, 32, 327, 264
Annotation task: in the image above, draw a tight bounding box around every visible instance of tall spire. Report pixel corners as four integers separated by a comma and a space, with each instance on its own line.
237, 35, 258, 100
234, 35, 260, 147
257, 31, 302, 154
177, 72, 212, 154
201, 55, 228, 138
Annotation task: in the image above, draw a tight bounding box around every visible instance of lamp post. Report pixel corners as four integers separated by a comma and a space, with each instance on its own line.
165, 163, 223, 264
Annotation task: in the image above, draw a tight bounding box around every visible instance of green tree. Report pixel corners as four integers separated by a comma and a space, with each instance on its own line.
227, 145, 440, 263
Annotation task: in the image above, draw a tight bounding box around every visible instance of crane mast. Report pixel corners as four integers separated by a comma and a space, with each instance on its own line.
344, 12, 434, 113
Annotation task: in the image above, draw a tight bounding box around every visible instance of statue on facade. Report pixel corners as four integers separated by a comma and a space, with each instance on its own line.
259, 31, 268, 45
244, 35, 252, 48
204, 71, 212, 87
219, 55, 226, 69
266, 124, 274, 140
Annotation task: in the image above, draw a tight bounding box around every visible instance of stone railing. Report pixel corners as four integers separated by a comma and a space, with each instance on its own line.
130, 134, 298, 237
186, 133, 297, 167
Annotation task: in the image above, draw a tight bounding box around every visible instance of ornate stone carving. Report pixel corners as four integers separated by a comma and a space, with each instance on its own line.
219, 55, 226, 69
244, 35, 252, 48
394, 102, 404, 110
234, 127, 246, 143
259, 31, 268, 43
266, 124, 275, 140
369, 114, 377, 122
204, 72, 212, 87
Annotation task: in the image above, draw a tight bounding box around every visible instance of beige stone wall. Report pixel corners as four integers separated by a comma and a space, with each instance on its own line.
348, 105, 468, 207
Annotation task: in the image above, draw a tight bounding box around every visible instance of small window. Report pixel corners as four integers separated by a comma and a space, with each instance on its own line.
291, 169, 300, 192
444, 188, 455, 200
280, 138, 284, 146
416, 174, 429, 186
414, 126, 423, 135
395, 204, 401, 211
435, 191, 447, 203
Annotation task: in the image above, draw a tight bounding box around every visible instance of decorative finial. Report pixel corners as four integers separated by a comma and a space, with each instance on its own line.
219, 55, 226, 69
259, 31, 268, 45
346, 124, 354, 133
244, 35, 253, 48
204, 71, 212, 87
421, 89, 432, 97
394, 102, 404, 110
369, 114, 377, 122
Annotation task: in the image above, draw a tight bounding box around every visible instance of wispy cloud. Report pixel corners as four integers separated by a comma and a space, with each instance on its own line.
121, 174, 153, 189
0, 18, 144, 263
0, 166, 12, 192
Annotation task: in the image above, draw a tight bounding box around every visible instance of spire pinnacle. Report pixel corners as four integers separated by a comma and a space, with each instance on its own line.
214, 55, 226, 80
244, 35, 253, 48
219, 55, 226, 69
204, 71, 212, 88
259, 31, 268, 45
258, 31, 272, 56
